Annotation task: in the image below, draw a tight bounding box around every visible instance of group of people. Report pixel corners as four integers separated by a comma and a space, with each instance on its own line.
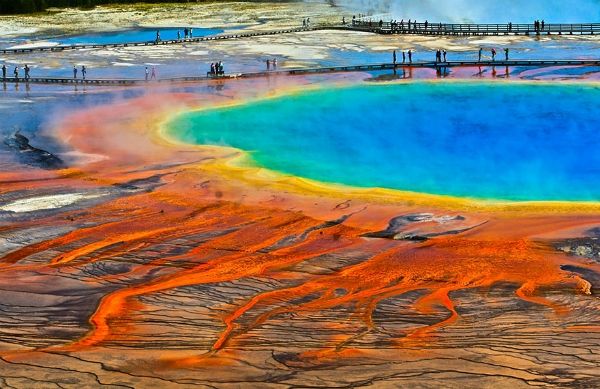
2, 64, 31, 82
209, 61, 225, 77
533, 20, 546, 31
392, 49, 414, 65
391, 46, 511, 66
145, 66, 158, 81
352, 16, 432, 33
266, 58, 278, 70
478, 47, 510, 61
156, 27, 195, 43
73, 65, 87, 80
435, 49, 448, 62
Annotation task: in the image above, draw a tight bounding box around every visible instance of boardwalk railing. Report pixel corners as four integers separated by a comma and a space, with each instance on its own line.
5, 21, 600, 55
3, 59, 600, 86
349, 21, 600, 36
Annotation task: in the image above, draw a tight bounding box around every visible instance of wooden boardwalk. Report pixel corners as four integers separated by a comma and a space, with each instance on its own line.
347, 21, 600, 36
0, 26, 315, 55
3, 59, 600, 86
4, 21, 600, 55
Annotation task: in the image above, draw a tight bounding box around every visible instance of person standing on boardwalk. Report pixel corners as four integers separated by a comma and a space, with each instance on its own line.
151, 66, 157, 80
504, 48, 509, 61
478, 48, 483, 62
145, 66, 149, 81
73, 65, 78, 79
81, 65, 87, 80
2, 64, 6, 81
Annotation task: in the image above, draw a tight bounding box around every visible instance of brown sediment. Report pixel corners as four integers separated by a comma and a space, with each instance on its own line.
1, 75, 600, 387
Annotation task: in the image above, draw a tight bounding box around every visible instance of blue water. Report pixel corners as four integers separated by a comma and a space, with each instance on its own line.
57, 27, 222, 45
168, 82, 600, 201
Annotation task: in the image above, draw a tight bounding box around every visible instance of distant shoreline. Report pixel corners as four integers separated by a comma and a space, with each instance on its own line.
0, 0, 298, 16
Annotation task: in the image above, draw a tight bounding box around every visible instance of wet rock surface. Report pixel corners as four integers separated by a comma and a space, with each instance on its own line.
553, 227, 600, 262
3, 131, 65, 170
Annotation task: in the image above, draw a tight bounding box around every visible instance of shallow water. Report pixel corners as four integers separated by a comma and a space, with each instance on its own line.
169, 82, 600, 201
53, 27, 222, 45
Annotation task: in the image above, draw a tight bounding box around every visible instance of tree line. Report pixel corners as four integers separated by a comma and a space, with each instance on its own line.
0, 1, 201, 14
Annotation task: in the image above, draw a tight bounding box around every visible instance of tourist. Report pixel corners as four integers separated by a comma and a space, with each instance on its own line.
393, 50, 397, 65
408, 49, 413, 63
145, 66, 149, 81
2, 64, 6, 81
151, 66, 157, 80
156, 30, 161, 43
443, 49, 447, 62
504, 48, 509, 60
478, 47, 483, 62
81, 65, 86, 80
24, 64, 30, 80
73, 65, 78, 79
491, 48, 497, 61
266, 59, 270, 70
13, 66, 19, 82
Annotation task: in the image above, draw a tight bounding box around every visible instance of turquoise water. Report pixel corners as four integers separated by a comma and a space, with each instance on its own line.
58, 27, 222, 45
169, 82, 600, 201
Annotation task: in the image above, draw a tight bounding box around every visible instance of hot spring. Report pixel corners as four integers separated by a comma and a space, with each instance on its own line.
167, 82, 600, 201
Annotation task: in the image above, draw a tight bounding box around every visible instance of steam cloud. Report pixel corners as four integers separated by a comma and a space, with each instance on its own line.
332, 0, 600, 23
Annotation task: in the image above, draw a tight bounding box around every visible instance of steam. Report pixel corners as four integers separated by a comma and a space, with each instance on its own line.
333, 0, 600, 23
